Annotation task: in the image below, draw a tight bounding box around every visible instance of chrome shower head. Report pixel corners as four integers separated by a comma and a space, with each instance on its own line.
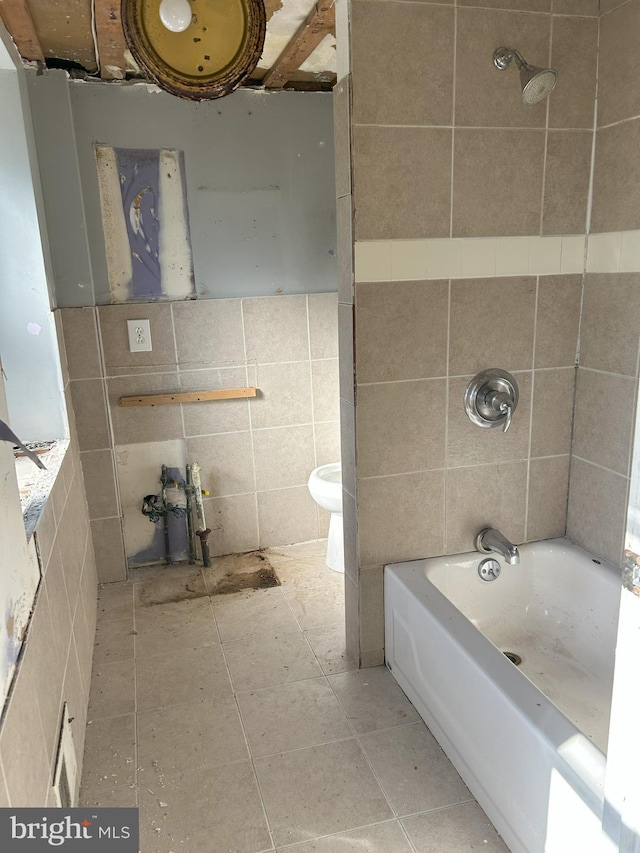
493, 47, 558, 106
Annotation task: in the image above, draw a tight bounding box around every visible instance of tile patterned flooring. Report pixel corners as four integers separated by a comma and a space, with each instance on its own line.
80, 541, 509, 852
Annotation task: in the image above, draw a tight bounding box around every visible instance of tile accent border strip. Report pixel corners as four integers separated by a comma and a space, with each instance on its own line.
353, 231, 640, 282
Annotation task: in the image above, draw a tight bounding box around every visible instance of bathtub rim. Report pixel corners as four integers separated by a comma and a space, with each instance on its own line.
385, 537, 618, 753
384, 545, 612, 853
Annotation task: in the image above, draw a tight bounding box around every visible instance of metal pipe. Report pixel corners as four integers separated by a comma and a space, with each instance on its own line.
191, 462, 212, 568
160, 464, 172, 564
185, 463, 196, 564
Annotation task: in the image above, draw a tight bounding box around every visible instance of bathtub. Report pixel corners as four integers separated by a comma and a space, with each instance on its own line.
384, 538, 620, 853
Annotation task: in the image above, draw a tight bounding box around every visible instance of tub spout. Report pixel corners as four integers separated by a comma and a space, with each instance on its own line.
476, 528, 520, 565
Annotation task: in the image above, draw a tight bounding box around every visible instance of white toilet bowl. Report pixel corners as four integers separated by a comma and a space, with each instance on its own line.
308, 462, 344, 573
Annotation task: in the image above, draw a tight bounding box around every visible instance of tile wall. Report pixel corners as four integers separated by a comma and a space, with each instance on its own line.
337, 0, 608, 665
61, 294, 340, 582
566, 0, 640, 566
0, 313, 97, 805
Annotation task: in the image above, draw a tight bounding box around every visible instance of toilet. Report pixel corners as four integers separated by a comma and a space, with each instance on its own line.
307, 462, 344, 573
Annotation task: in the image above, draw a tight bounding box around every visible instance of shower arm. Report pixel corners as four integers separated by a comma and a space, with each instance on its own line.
494, 47, 532, 73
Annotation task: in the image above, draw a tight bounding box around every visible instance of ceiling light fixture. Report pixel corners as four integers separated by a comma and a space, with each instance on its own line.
122, 0, 266, 100
159, 0, 192, 33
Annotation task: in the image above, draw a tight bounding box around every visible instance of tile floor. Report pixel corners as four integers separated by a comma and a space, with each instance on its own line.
80, 540, 509, 852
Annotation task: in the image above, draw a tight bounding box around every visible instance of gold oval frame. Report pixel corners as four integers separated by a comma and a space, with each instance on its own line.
122, 0, 266, 100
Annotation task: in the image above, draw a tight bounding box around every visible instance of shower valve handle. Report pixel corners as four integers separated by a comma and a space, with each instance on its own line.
487, 390, 513, 433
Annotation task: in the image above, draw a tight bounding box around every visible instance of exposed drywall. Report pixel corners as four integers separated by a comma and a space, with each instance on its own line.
26, 70, 94, 307
29, 75, 337, 306
0, 63, 67, 440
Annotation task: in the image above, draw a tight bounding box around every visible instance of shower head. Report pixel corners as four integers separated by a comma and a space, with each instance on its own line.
493, 47, 558, 106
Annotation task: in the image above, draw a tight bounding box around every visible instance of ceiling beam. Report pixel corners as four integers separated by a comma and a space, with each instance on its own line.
94, 0, 127, 79
0, 0, 44, 62
263, 0, 335, 89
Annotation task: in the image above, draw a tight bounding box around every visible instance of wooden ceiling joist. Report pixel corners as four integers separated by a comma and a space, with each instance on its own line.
94, 0, 127, 79
263, 0, 335, 89
0, 0, 44, 62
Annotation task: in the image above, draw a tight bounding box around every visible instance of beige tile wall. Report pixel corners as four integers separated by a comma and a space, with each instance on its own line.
341, 0, 602, 666
0, 314, 97, 805
592, 0, 640, 233
350, 0, 597, 242
567, 273, 640, 565
61, 294, 339, 580
567, 0, 640, 566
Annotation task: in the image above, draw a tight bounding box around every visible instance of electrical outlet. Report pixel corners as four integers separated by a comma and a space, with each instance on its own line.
127, 319, 152, 352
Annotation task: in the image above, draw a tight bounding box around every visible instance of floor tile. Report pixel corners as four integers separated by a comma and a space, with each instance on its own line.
304, 625, 357, 676
134, 597, 219, 656
402, 802, 509, 852
212, 587, 300, 642
135, 570, 208, 607
237, 677, 352, 758
139, 761, 271, 853
93, 618, 135, 664
80, 714, 136, 794
97, 583, 134, 622
255, 738, 392, 848
266, 540, 327, 564
284, 584, 345, 631
80, 541, 499, 853
79, 784, 138, 808
224, 632, 322, 692
269, 553, 333, 592
129, 562, 203, 583
359, 723, 471, 817
276, 819, 414, 852
137, 695, 248, 776
136, 645, 232, 712
88, 660, 135, 720
327, 667, 420, 734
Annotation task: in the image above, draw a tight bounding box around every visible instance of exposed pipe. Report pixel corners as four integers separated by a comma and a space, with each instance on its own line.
185, 463, 196, 565
160, 464, 172, 564
191, 462, 212, 568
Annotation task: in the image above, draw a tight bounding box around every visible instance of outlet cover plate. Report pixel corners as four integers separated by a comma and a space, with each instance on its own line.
127, 319, 152, 352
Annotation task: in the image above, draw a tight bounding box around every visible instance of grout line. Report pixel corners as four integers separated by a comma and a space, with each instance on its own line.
571, 454, 630, 479
130, 582, 139, 808
183, 422, 326, 439
305, 295, 321, 538
598, 0, 633, 17
585, 14, 600, 237
353, 122, 549, 131
449, 2, 457, 240
93, 306, 125, 545
539, 14, 552, 238
574, 365, 639, 380
170, 304, 187, 442
524, 281, 540, 541
596, 113, 640, 132
216, 625, 278, 852
443, 279, 452, 558
357, 366, 569, 388
240, 299, 261, 548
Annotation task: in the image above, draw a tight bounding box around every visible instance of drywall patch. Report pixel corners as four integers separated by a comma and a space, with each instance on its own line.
95, 145, 195, 302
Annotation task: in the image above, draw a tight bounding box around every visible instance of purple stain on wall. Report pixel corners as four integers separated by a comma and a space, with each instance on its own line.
116, 148, 163, 300
129, 465, 189, 567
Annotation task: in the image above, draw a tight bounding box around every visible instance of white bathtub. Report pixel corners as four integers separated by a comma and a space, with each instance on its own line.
384, 538, 620, 853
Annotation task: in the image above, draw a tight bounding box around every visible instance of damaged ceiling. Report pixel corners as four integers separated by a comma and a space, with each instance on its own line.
0, 0, 336, 91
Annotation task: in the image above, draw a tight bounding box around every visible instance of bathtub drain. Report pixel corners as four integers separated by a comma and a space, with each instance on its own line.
503, 651, 522, 666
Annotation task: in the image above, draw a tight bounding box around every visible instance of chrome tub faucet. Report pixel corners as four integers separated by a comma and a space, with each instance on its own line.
476, 528, 520, 565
